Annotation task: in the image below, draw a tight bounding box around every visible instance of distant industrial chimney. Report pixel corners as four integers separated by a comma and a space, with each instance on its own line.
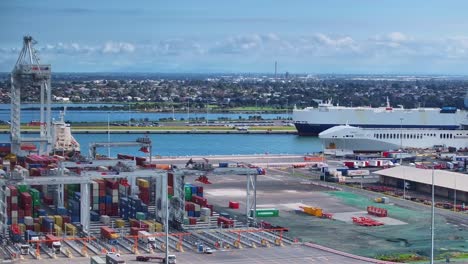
274, 61, 277, 79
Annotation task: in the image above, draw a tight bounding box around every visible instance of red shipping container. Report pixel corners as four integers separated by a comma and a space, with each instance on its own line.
197, 186, 203, 194
24, 210, 32, 217
229, 201, 239, 209
99, 203, 106, 211
62, 215, 70, 222
130, 227, 144, 236
10, 203, 18, 210
106, 180, 119, 189
168, 173, 174, 187
18, 209, 24, 218
189, 217, 197, 225
8, 185, 18, 196
168, 186, 174, 196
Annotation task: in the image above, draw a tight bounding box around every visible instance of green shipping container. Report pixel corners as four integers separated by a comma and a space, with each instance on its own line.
184, 185, 192, 201
250, 208, 279, 217
29, 188, 40, 201
18, 185, 29, 193
136, 212, 146, 220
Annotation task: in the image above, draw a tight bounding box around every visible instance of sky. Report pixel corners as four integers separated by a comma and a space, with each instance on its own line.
1, 0, 468, 74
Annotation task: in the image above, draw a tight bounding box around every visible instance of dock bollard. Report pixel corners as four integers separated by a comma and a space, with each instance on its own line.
176, 243, 184, 252
234, 240, 242, 248
275, 238, 283, 246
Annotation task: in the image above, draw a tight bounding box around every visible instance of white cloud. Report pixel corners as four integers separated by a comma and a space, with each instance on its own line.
372, 32, 412, 48
102, 42, 135, 54
2, 33, 468, 72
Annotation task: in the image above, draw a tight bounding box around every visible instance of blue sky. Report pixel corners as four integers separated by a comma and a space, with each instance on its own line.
1, 0, 468, 74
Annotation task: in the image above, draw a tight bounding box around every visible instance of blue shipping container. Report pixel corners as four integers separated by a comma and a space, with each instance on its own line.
56, 206, 67, 215
37, 209, 47, 216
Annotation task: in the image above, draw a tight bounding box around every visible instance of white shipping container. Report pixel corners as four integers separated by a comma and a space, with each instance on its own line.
112, 196, 119, 203
194, 204, 201, 212
11, 196, 18, 204
12, 211, 18, 217
200, 207, 211, 216
348, 170, 370, 176
24, 216, 34, 226
100, 215, 110, 225
5, 186, 10, 197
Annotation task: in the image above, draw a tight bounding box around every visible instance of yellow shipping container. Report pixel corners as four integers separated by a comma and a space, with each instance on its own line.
34, 223, 41, 232
115, 219, 125, 228
38, 216, 44, 224
143, 221, 155, 232
313, 208, 323, 217
154, 222, 163, 232
18, 223, 26, 233
54, 215, 63, 227
47, 216, 55, 221
64, 223, 77, 236
110, 233, 119, 239
137, 179, 149, 188
54, 224, 62, 236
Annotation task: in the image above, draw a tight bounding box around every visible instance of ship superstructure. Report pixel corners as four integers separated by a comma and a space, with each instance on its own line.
294, 98, 466, 136
318, 125, 468, 152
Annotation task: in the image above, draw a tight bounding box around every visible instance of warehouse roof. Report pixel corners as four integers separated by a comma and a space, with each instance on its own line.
374, 166, 468, 193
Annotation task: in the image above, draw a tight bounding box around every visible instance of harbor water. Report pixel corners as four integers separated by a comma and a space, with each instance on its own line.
0, 109, 291, 123
0, 133, 321, 157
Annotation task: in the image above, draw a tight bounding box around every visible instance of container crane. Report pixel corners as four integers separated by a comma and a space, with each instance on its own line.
10, 36, 52, 156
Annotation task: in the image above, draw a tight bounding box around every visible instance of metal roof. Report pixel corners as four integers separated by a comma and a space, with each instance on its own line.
374, 166, 468, 193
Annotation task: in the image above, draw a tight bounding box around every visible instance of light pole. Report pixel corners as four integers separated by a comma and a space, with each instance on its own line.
430, 167, 435, 264
107, 112, 111, 157
400, 118, 405, 199
165, 179, 169, 263
128, 104, 131, 127
454, 177, 457, 212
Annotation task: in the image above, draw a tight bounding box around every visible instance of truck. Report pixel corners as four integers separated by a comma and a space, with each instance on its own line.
106, 253, 125, 264
136, 255, 176, 263
138, 231, 156, 248
101, 226, 120, 244
45, 234, 62, 254
20, 244, 30, 255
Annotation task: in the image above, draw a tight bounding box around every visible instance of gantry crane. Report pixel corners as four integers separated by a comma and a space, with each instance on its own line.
10, 36, 52, 156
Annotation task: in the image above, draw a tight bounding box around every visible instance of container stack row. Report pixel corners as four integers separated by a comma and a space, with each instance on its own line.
119, 196, 148, 220
137, 179, 150, 205
105, 180, 120, 216
183, 184, 214, 225
5, 185, 19, 225
129, 218, 163, 235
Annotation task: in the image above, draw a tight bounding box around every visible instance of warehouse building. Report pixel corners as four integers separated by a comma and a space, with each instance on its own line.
375, 166, 468, 203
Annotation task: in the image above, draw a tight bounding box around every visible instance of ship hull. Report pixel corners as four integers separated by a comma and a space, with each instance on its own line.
293, 104, 466, 136
295, 123, 461, 136
319, 125, 468, 152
